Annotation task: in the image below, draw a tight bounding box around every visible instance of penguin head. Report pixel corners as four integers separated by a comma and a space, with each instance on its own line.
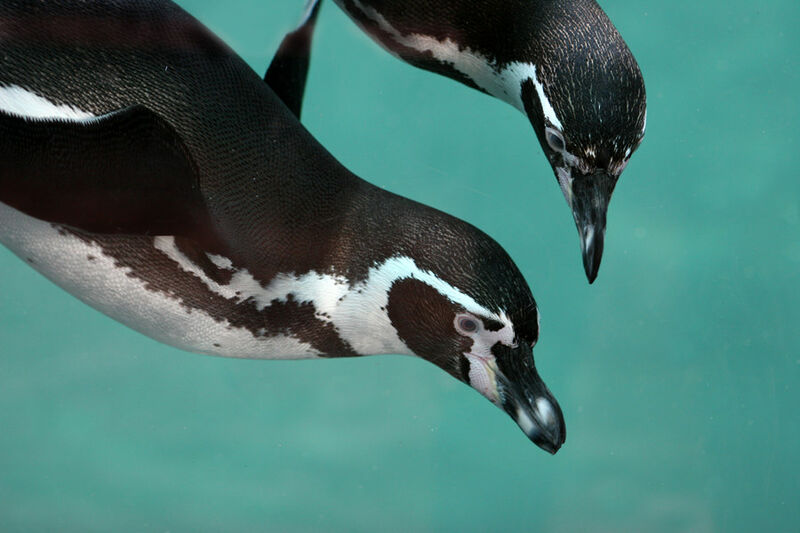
381, 227, 565, 453
516, 2, 647, 283
333, 0, 645, 282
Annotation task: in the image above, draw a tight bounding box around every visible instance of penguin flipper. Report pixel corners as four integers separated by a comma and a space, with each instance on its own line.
264, 0, 322, 118
0, 105, 208, 239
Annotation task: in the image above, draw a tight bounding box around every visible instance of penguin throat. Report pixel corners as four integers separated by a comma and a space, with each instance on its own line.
462, 320, 515, 405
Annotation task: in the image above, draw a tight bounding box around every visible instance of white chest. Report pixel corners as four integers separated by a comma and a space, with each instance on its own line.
0, 202, 320, 359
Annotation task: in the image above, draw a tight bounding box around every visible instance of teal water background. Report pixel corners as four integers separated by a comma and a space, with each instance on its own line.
1, 1, 798, 531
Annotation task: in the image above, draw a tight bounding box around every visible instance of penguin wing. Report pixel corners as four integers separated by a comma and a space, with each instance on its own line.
0, 105, 208, 238
264, 0, 322, 118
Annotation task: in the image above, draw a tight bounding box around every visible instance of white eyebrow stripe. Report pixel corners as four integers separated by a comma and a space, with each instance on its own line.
529, 64, 564, 130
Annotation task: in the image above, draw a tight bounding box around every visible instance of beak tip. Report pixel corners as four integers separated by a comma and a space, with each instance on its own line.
584, 263, 599, 284
566, 170, 616, 284
528, 429, 566, 454
580, 229, 604, 284
516, 400, 566, 454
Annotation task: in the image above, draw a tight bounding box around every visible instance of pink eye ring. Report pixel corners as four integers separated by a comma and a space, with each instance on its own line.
455, 314, 480, 334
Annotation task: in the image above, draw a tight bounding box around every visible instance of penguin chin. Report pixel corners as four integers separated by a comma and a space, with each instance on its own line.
464, 353, 501, 406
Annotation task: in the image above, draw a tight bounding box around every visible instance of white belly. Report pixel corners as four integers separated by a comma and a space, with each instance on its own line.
0, 201, 319, 359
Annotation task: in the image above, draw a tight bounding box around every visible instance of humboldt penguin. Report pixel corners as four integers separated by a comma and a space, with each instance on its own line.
0, 0, 565, 452
318, 0, 647, 282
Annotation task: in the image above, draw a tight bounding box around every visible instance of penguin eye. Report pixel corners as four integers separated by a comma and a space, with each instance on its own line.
455, 314, 480, 335
545, 127, 566, 152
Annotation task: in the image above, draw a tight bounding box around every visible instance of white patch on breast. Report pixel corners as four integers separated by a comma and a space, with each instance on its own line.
0, 203, 320, 359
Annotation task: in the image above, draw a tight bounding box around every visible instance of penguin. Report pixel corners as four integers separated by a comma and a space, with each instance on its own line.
310, 0, 647, 283
0, 0, 565, 453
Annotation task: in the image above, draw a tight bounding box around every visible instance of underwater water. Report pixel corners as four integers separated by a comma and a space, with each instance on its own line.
0, 0, 798, 531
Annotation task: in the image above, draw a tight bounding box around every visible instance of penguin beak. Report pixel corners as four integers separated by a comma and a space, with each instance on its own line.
560, 169, 618, 284
469, 344, 566, 453
496, 361, 566, 454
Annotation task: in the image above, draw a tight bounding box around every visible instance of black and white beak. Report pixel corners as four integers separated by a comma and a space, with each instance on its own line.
496, 361, 566, 454
559, 169, 617, 284
467, 343, 566, 454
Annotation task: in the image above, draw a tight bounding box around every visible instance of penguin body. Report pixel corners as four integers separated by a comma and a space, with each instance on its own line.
0, 0, 564, 452
330, 0, 647, 282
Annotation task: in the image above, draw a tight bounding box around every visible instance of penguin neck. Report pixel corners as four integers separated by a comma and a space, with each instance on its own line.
272, 182, 511, 358
334, 0, 559, 111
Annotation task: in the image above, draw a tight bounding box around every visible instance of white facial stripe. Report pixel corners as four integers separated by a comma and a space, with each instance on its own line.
333, 257, 513, 356
0, 84, 94, 120
529, 64, 563, 129
378, 256, 508, 323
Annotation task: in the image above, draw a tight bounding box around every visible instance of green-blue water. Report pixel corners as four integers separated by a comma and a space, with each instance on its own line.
1, 1, 797, 531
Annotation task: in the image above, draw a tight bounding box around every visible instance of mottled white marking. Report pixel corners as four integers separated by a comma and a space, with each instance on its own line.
0, 203, 319, 359
0, 84, 94, 120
